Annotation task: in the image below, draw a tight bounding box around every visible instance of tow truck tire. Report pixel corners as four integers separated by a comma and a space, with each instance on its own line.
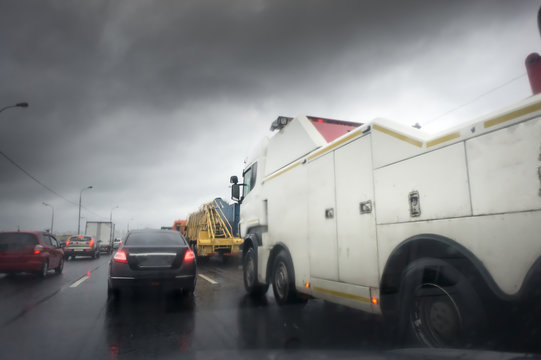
399, 259, 487, 348
243, 246, 269, 296
272, 250, 302, 305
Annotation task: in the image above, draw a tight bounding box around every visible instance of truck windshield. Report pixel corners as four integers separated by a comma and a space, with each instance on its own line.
243, 162, 257, 197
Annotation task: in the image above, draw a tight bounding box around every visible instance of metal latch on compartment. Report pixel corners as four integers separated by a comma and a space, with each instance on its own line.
325, 208, 334, 219
409, 191, 421, 217
360, 200, 372, 214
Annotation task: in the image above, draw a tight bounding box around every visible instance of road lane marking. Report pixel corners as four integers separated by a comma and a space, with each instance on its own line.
70, 275, 90, 288
198, 273, 218, 285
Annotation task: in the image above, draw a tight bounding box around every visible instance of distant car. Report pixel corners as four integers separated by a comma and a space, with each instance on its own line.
0, 231, 64, 277
64, 235, 100, 260
112, 238, 122, 249
108, 229, 196, 298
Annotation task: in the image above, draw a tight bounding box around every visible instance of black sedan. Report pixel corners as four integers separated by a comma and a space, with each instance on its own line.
108, 229, 196, 298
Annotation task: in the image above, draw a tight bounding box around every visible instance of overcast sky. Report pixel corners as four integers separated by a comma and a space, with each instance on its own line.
0, 0, 539, 235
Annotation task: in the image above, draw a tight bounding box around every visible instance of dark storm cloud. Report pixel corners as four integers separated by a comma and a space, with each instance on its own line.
0, 0, 538, 231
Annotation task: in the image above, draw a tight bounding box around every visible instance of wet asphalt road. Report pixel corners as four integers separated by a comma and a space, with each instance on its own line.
0, 253, 393, 360
0, 253, 539, 359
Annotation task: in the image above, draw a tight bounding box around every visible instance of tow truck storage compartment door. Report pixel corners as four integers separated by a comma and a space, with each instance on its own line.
335, 136, 378, 286
467, 117, 541, 214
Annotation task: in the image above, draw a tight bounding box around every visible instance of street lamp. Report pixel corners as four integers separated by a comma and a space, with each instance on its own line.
127, 217, 134, 232
77, 186, 93, 234
110, 205, 119, 243
42, 202, 54, 234
0, 102, 29, 115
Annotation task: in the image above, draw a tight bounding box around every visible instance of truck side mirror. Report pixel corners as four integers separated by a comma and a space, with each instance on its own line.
232, 183, 240, 202
230, 175, 238, 184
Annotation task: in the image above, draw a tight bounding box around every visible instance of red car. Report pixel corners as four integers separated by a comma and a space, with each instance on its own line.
0, 231, 64, 277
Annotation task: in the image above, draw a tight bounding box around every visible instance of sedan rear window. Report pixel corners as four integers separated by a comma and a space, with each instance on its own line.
0, 233, 38, 250
68, 236, 92, 242
125, 231, 185, 246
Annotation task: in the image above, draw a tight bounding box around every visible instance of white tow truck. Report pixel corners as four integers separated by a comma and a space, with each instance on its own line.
230, 94, 541, 346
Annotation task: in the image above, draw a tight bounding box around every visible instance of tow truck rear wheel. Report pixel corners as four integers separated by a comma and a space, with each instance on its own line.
243, 246, 268, 296
399, 259, 487, 348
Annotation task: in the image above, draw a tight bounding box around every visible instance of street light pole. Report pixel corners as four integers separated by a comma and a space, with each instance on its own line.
0, 102, 29, 115
42, 202, 54, 234
77, 186, 93, 234
110, 205, 119, 244
127, 217, 134, 232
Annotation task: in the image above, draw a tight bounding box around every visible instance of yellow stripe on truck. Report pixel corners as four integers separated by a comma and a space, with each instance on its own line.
263, 161, 301, 183
426, 132, 461, 148
372, 124, 423, 148
484, 101, 541, 129
307, 127, 363, 161
313, 286, 371, 303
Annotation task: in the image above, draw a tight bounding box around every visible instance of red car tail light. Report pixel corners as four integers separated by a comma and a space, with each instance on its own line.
66, 239, 70, 246
88, 238, 94, 247
113, 250, 128, 263
33, 244, 44, 254
184, 249, 195, 262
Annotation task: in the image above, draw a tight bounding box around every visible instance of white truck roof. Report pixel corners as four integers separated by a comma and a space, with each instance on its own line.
263, 93, 541, 176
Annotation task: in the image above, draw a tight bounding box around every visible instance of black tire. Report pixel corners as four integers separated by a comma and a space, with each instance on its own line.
55, 257, 64, 274
107, 281, 119, 300
183, 287, 195, 297
243, 246, 269, 296
39, 260, 48, 278
399, 259, 487, 348
271, 250, 303, 305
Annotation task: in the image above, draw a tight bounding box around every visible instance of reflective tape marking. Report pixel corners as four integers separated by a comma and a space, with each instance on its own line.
372, 124, 423, 147
313, 286, 370, 303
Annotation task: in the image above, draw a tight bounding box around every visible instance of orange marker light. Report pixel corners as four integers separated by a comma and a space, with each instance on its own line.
305, 282, 310, 289
371, 297, 379, 305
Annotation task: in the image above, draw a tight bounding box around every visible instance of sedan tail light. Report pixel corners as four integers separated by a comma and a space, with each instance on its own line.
33, 244, 44, 254
65, 239, 70, 246
113, 250, 128, 263
184, 249, 195, 262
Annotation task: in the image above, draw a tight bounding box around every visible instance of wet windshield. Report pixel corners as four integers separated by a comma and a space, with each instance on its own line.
0, 1, 540, 359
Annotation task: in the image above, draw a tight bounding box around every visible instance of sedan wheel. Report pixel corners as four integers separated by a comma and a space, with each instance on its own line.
39, 261, 48, 278
55, 258, 64, 274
